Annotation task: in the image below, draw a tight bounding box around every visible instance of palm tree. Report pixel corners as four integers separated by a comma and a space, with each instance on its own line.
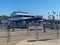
52, 15, 55, 21
53, 11, 55, 15
52, 11, 56, 21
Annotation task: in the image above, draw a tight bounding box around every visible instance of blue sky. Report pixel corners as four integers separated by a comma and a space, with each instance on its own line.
0, 0, 60, 18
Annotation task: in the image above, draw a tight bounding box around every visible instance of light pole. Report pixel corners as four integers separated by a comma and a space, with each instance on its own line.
59, 15, 60, 21
7, 18, 10, 42
35, 23, 39, 40
56, 14, 59, 38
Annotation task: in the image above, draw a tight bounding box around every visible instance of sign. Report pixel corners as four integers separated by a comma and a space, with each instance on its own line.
28, 25, 43, 40
29, 26, 36, 31
29, 26, 43, 31
37, 26, 43, 31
